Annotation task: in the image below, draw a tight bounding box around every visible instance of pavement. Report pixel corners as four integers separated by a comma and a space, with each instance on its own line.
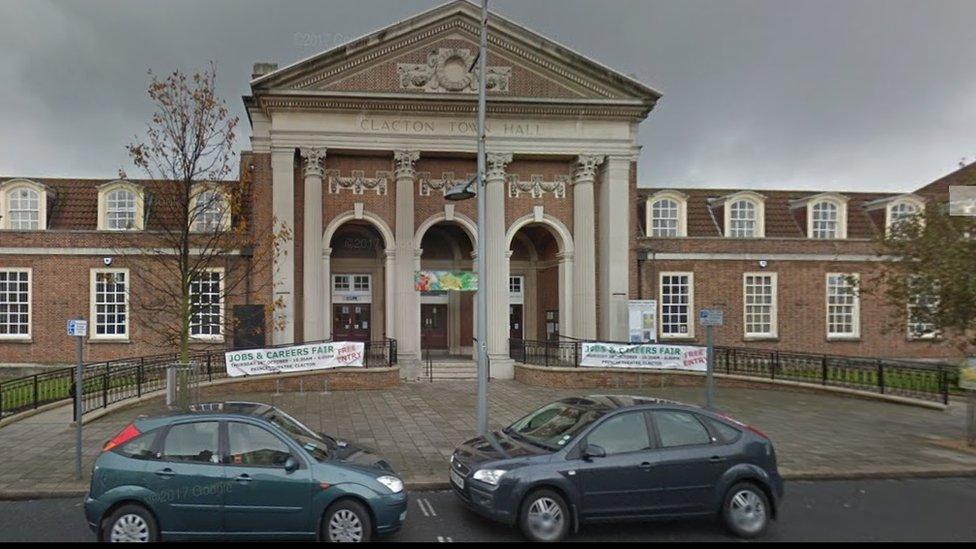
2, 477, 976, 542
1, 380, 975, 497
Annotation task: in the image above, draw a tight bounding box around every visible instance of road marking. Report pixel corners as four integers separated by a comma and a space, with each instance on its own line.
417, 499, 430, 517
436, 536, 454, 542
417, 497, 438, 517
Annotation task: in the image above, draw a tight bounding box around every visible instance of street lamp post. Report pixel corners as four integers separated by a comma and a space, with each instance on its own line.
445, 0, 490, 436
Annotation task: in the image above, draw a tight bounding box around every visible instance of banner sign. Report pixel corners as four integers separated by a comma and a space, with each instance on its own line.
580, 342, 707, 371
628, 300, 657, 343
225, 341, 364, 377
415, 270, 478, 292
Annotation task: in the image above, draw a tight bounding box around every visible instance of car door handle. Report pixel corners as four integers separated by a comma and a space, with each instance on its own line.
154, 468, 175, 479
234, 473, 253, 483
708, 456, 727, 463
638, 461, 654, 470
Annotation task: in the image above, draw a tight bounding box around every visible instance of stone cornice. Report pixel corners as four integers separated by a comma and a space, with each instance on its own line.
253, 95, 649, 120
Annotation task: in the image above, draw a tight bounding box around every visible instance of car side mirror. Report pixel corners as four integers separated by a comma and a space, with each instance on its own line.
284, 456, 299, 473
582, 444, 606, 460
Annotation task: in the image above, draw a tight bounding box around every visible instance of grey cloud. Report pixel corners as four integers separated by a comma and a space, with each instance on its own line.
0, 0, 973, 192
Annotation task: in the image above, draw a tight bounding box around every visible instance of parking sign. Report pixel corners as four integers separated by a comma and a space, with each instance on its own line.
698, 308, 724, 327
67, 319, 87, 337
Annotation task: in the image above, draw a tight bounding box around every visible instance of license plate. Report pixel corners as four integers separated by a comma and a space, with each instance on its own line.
450, 468, 465, 489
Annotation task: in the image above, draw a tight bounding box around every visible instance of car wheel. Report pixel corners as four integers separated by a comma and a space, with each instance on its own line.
519, 489, 570, 542
322, 499, 373, 543
102, 504, 159, 543
721, 482, 770, 539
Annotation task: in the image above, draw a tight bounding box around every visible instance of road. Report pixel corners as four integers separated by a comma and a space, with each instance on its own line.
1, 477, 975, 542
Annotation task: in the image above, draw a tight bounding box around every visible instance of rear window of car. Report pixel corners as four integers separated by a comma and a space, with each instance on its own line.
117, 431, 159, 460
701, 416, 742, 443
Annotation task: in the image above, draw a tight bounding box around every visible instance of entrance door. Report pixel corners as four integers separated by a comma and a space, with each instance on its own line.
421, 304, 448, 350
333, 303, 371, 341
509, 304, 523, 339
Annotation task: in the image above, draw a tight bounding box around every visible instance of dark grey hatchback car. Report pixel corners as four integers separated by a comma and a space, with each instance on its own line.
450, 395, 783, 542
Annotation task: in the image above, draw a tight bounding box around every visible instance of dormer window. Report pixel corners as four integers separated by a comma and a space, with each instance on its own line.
646, 190, 688, 237
97, 181, 145, 231
191, 185, 231, 233
810, 201, 839, 239
0, 179, 48, 231
886, 197, 924, 236
721, 191, 765, 238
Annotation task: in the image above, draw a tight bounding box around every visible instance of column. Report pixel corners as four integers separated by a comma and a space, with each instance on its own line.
301, 147, 326, 342
384, 250, 396, 339
485, 152, 514, 378
572, 155, 604, 341
557, 251, 575, 343
321, 247, 332, 339
393, 150, 420, 378
271, 146, 296, 345
598, 156, 632, 341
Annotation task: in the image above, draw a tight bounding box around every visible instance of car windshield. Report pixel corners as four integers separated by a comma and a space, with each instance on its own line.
264, 408, 331, 462
505, 401, 605, 451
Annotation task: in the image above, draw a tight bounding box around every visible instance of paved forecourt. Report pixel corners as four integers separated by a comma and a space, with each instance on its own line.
0, 380, 975, 496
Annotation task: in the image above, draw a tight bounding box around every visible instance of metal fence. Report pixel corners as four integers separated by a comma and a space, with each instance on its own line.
509, 338, 954, 405
0, 339, 398, 420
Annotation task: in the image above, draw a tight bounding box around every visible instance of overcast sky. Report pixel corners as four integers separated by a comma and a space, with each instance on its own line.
0, 0, 973, 192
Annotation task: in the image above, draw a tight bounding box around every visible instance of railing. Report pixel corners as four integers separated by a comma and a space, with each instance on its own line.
0, 338, 398, 420
509, 338, 954, 405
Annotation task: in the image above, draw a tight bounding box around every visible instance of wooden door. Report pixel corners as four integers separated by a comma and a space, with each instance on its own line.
333, 303, 371, 341
421, 304, 448, 349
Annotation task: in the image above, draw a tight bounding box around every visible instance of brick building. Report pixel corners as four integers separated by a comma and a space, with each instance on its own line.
0, 0, 966, 372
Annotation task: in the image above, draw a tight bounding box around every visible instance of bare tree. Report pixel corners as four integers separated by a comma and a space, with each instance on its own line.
114, 63, 289, 372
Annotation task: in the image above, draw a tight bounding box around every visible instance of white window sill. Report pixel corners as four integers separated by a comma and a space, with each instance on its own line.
191, 336, 225, 343
0, 337, 32, 343
88, 337, 131, 344
826, 335, 860, 341
743, 335, 778, 341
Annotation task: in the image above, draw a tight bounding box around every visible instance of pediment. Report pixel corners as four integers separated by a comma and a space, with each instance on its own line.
251, 0, 660, 108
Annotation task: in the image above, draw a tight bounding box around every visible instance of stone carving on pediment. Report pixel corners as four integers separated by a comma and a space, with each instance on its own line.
417, 171, 475, 196
397, 47, 511, 93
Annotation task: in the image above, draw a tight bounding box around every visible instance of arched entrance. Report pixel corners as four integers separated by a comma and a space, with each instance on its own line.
325, 220, 391, 342
417, 221, 476, 356
505, 214, 575, 347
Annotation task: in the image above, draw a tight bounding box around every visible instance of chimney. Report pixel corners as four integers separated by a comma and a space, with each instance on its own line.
251, 62, 279, 80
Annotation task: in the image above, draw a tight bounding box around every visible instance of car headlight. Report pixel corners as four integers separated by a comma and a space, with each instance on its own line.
473, 469, 507, 485
376, 475, 403, 494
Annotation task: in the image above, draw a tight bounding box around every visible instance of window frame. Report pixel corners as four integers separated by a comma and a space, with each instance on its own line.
906, 277, 939, 341
190, 184, 231, 233
645, 191, 687, 238
658, 271, 695, 339
157, 420, 222, 466
807, 197, 848, 239
742, 272, 778, 340
825, 272, 860, 340
0, 267, 32, 341
885, 197, 925, 237
0, 180, 47, 231
89, 268, 130, 342
97, 181, 145, 231
223, 420, 297, 469
723, 192, 765, 238
649, 409, 716, 449
189, 267, 225, 342
574, 410, 656, 458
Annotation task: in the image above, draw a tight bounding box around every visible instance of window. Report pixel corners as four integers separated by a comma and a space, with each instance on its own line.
190, 269, 223, 340
91, 269, 129, 340
659, 272, 693, 338
161, 422, 220, 464
722, 192, 765, 238
907, 277, 938, 340
0, 269, 31, 339
192, 188, 229, 232
118, 431, 159, 460
810, 201, 838, 239
653, 411, 712, 448
545, 310, 559, 341
97, 181, 144, 231
743, 273, 777, 338
586, 412, 651, 455
826, 273, 859, 339
728, 200, 756, 237
0, 180, 47, 231
509, 276, 523, 295
353, 275, 370, 292
886, 199, 924, 237
646, 191, 687, 237
227, 422, 292, 467
700, 416, 741, 444
7, 187, 40, 230
106, 189, 137, 230
333, 275, 351, 292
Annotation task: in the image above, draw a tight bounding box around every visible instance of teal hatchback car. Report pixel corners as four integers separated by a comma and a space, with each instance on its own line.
84, 402, 407, 542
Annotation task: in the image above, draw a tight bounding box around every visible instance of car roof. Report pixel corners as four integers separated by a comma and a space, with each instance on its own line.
559, 395, 703, 412
133, 401, 276, 428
